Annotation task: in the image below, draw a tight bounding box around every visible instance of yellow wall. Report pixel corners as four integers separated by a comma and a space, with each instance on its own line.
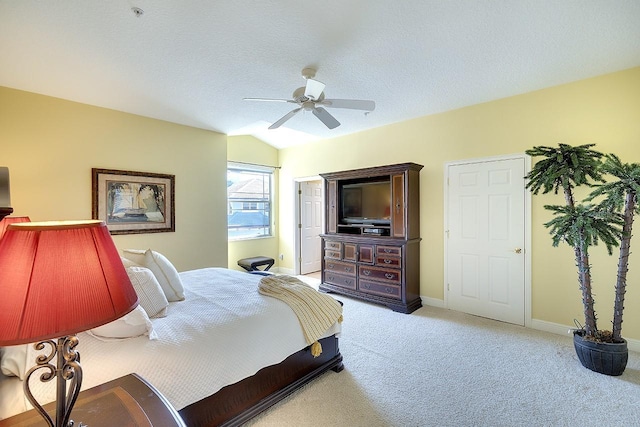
227, 135, 280, 271
279, 67, 640, 340
3, 67, 639, 341
0, 86, 228, 271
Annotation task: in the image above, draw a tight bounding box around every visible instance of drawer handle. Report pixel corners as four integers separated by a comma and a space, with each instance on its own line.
385, 287, 392, 294
345, 267, 352, 272
328, 263, 334, 269
363, 283, 370, 289
385, 273, 395, 279
384, 248, 393, 253
383, 259, 392, 264
327, 275, 334, 281
346, 280, 352, 285
363, 270, 371, 276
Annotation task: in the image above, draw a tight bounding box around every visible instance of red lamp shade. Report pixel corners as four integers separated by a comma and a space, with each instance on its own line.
0, 220, 138, 346
0, 216, 31, 240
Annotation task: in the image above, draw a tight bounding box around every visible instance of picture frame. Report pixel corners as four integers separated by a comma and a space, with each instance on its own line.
92, 168, 175, 235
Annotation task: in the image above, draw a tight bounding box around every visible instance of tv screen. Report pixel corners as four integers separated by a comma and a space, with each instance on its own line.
341, 181, 391, 225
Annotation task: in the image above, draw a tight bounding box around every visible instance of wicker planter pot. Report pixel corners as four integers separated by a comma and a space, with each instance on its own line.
573, 330, 628, 376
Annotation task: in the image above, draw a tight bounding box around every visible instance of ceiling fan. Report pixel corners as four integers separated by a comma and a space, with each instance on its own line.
244, 68, 375, 130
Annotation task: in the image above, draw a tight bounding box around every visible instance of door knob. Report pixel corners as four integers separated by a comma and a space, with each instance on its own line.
514, 248, 522, 254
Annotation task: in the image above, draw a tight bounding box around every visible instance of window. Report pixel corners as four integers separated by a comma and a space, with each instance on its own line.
227, 162, 273, 240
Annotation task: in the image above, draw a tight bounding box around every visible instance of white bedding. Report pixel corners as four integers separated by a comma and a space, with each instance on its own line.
0, 268, 340, 420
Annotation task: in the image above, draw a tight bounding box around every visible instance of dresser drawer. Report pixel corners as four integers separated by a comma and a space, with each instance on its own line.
359, 279, 401, 299
325, 241, 342, 251
375, 256, 401, 268
376, 245, 401, 257
358, 244, 375, 263
358, 265, 401, 284
325, 259, 357, 276
325, 250, 342, 259
324, 272, 357, 290
343, 243, 357, 261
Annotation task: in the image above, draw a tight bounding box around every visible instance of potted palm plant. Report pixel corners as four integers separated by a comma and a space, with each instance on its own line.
526, 143, 640, 376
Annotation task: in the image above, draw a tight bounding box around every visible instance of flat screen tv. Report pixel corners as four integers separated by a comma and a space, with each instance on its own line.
340, 180, 391, 226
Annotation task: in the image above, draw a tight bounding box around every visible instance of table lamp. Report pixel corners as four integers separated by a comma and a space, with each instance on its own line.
0, 220, 139, 427
0, 216, 31, 239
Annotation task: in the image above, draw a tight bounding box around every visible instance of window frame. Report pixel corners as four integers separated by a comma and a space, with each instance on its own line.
227, 162, 274, 241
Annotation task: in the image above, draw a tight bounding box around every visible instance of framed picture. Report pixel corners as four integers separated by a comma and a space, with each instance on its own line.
92, 168, 175, 235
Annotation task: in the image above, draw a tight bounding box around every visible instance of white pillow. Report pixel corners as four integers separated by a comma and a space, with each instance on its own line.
121, 249, 147, 265
0, 345, 28, 380
88, 305, 157, 341
121, 256, 141, 268
123, 249, 185, 301
127, 266, 169, 318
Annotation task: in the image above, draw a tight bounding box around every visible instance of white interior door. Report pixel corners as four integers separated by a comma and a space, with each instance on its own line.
446, 157, 527, 325
300, 180, 323, 274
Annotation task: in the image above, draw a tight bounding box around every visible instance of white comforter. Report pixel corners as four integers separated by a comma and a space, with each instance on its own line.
0, 268, 340, 420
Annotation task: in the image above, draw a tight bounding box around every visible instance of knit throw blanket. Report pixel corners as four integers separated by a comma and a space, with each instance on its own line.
258, 275, 343, 357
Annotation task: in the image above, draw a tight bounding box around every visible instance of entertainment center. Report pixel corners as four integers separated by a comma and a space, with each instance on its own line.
319, 162, 423, 313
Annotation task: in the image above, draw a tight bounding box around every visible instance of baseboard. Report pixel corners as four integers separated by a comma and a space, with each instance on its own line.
421, 299, 640, 353
421, 296, 445, 308
529, 318, 578, 337
530, 318, 640, 353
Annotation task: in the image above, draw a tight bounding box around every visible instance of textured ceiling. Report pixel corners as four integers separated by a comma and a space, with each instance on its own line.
1, 1, 639, 148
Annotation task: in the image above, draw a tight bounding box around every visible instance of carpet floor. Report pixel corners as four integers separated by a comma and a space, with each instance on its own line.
246, 279, 640, 427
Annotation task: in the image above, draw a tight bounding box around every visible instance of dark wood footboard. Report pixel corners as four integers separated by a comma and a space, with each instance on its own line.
179, 335, 343, 427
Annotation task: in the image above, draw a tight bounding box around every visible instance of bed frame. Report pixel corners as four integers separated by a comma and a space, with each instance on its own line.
178, 335, 343, 427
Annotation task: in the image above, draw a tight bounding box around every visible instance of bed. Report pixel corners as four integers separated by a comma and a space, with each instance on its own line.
0, 266, 343, 427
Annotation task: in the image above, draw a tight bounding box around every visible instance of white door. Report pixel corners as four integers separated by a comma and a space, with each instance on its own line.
300, 180, 323, 274
446, 157, 526, 325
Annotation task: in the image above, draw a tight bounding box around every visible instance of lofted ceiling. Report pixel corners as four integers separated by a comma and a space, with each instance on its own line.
1, 1, 639, 149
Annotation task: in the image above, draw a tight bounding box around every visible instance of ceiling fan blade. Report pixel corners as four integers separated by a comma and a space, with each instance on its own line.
268, 108, 302, 129
319, 99, 376, 111
244, 97, 296, 103
312, 107, 340, 129
304, 78, 325, 100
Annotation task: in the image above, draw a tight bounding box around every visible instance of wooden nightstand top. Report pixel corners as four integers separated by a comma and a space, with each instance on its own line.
0, 374, 185, 427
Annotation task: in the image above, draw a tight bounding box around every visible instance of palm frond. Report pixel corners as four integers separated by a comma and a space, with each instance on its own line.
525, 143, 605, 196
587, 154, 640, 213
543, 204, 623, 255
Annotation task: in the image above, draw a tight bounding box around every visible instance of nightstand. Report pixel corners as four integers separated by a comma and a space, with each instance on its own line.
0, 373, 185, 427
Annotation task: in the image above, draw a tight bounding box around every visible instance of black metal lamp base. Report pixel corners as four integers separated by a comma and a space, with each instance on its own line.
24, 336, 85, 427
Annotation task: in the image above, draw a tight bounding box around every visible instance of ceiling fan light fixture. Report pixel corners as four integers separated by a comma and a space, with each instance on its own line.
304, 78, 325, 101
244, 68, 375, 130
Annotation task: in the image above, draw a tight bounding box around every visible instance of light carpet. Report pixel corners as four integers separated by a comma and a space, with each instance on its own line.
246, 278, 640, 427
